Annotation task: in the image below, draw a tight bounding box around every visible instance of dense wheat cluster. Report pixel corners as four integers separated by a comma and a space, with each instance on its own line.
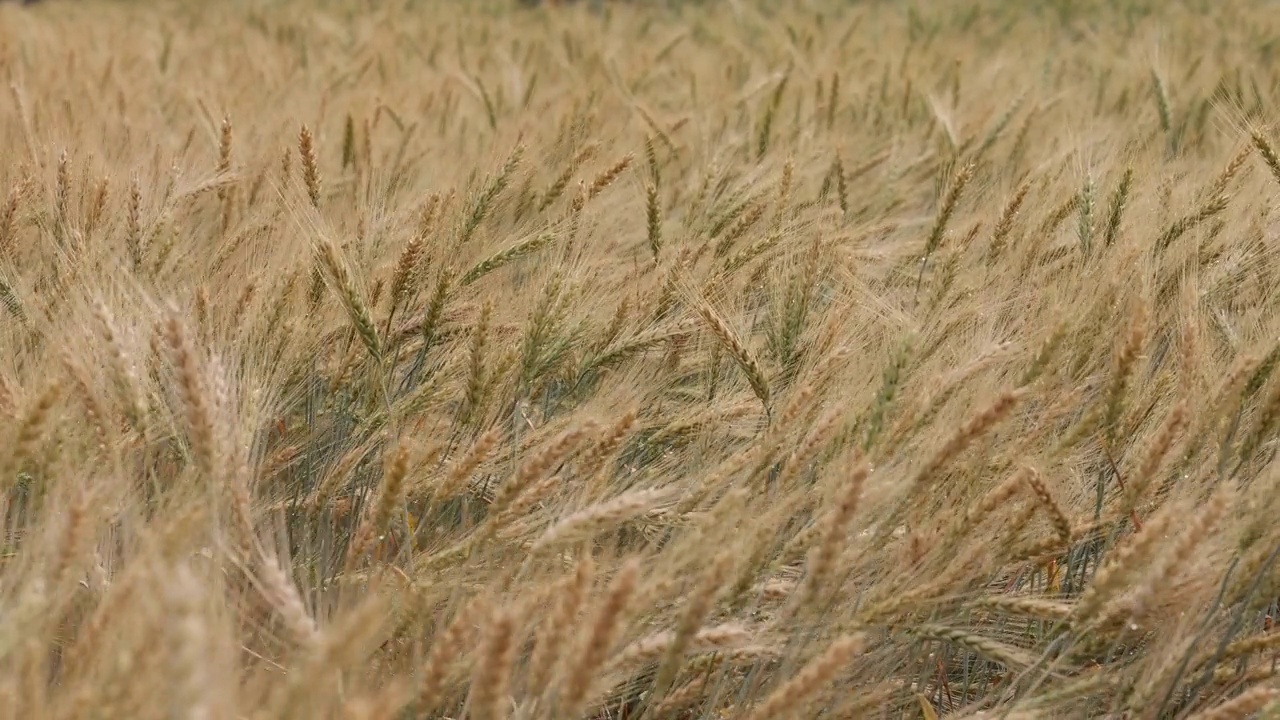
6, 0, 1280, 717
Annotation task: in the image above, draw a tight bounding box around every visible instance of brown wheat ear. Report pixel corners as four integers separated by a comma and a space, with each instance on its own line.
1024, 468, 1072, 544
299, 124, 322, 208
163, 313, 217, 479
558, 559, 640, 716
468, 608, 517, 720
690, 292, 772, 416
741, 634, 864, 720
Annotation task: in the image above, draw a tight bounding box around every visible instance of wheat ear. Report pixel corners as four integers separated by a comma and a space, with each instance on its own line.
741, 634, 864, 720
691, 293, 772, 416
559, 559, 640, 716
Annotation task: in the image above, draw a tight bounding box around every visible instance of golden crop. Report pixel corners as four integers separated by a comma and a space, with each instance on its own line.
1, 0, 1279, 717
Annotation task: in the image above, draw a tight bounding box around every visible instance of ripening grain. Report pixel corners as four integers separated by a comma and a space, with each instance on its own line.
2, 0, 1280, 717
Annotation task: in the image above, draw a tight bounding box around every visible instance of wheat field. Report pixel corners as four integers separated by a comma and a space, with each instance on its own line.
3, 0, 1280, 717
